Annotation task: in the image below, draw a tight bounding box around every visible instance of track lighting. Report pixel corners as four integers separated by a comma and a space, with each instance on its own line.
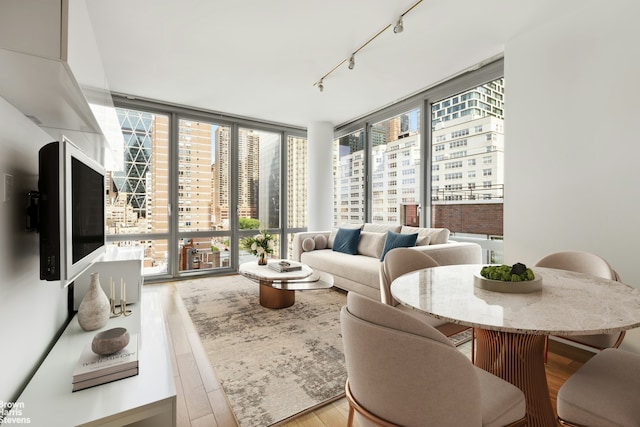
313, 0, 422, 90
393, 16, 404, 34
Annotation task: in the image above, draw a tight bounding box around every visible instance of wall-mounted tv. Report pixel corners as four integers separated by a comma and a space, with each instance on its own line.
39, 137, 106, 287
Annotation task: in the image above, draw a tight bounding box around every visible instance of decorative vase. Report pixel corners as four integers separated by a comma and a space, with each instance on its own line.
258, 253, 267, 265
78, 272, 110, 331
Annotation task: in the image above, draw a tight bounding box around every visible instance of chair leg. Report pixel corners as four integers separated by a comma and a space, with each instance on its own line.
347, 405, 355, 427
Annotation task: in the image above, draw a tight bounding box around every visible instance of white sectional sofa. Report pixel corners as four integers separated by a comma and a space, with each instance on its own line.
291, 223, 482, 300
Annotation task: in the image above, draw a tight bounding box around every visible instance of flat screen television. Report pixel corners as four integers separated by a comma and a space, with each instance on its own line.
39, 137, 106, 287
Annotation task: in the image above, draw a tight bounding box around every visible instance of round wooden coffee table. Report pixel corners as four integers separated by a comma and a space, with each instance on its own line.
239, 260, 333, 309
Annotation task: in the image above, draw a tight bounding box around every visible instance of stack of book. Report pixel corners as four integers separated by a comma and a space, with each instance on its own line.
72, 334, 139, 392
268, 260, 303, 273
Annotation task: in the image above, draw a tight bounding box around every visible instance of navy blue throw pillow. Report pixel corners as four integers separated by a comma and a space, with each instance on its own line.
332, 228, 361, 255
380, 231, 418, 261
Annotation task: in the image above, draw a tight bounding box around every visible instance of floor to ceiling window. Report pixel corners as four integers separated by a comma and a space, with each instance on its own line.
237, 127, 282, 263
177, 118, 231, 272
105, 107, 170, 276
332, 59, 504, 263
107, 99, 306, 279
430, 77, 505, 262
370, 108, 421, 226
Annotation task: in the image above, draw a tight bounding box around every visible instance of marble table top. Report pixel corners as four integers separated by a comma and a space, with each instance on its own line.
239, 260, 313, 281
391, 264, 640, 335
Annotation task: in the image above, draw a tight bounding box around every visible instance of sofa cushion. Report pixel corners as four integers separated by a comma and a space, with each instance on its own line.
362, 223, 402, 233
357, 231, 386, 259
302, 237, 315, 252
401, 226, 450, 245
333, 227, 361, 255
314, 234, 328, 250
416, 235, 431, 246
301, 250, 381, 290
380, 231, 418, 261
328, 224, 363, 248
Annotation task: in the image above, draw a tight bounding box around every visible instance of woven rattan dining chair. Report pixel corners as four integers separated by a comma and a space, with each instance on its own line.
341, 292, 527, 427
534, 251, 625, 361
379, 247, 470, 339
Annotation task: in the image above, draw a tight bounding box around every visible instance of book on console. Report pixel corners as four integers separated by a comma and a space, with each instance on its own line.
72, 367, 139, 392
72, 334, 139, 384
268, 260, 302, 273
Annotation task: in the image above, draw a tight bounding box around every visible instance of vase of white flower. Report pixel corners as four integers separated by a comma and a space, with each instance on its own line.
241, 230, 277, 265
258, 252, 267, 265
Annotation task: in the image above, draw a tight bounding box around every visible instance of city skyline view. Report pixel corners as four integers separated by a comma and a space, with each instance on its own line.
106, 79, 504, 274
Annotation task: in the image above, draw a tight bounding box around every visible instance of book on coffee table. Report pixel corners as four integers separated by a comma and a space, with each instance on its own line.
268, 260, 302, 273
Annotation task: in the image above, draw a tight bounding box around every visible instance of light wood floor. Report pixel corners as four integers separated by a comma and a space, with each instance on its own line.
149, 279, 593, 427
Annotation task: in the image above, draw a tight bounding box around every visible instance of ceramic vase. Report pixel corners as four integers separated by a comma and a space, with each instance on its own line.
258, 252, 267, 265
78, 272, 110, 331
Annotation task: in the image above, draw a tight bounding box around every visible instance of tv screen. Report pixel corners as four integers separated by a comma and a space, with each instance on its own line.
71, 157, 105, 263
39, 138, 106, 286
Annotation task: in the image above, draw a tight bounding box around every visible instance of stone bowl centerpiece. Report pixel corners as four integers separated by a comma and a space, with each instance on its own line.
474, 263, 542, 293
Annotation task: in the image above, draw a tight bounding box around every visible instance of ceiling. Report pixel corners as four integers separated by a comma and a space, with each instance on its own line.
85, 0, 578, 129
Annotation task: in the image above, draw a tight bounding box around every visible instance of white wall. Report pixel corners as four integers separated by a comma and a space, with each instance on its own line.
0, 96, 69, 402
504, 1, 640, 352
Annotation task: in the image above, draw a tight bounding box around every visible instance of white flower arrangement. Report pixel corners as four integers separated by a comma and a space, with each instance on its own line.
241, 230, 277, 257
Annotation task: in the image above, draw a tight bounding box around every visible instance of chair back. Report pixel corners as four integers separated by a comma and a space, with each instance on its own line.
534, 250, 616, 279
379, 248, 439, 305
341, 292, 482, 426
535, 250, 624, 349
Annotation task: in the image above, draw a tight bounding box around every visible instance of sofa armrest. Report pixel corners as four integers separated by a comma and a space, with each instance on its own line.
291, 231, 331, 261
411, 241, 482, 265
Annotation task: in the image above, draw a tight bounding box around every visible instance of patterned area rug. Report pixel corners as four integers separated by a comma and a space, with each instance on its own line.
178, 275, 348, 427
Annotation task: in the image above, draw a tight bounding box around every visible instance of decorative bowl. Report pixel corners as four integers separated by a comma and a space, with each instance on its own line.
91, 327, 130, 355
473, 273, 542, 293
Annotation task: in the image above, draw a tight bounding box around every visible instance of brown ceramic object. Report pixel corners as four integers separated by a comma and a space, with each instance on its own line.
91, 327, 130, 355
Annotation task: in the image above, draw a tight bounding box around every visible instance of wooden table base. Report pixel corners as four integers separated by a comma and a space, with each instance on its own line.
259, 281, 295, 309
474, 329, 556, 427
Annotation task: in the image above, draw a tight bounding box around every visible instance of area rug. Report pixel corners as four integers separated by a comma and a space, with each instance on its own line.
178, 275, 348, 427
178, 275, 474, 426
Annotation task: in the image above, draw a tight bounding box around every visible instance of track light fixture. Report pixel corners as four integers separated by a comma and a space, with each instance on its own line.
313, 0, 423, 91
393, 16, 404, 34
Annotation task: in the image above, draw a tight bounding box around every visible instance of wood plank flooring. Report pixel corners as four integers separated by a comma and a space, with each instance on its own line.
148, 279, 593, 427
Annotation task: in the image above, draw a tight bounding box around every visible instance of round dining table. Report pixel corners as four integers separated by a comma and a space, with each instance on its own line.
390, 264, 640, 427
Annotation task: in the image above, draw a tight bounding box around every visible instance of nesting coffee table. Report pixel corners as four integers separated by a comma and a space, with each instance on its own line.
239, 260, 333, 309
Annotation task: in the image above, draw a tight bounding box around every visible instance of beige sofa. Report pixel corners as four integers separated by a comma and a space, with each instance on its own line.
291, 224, 482, 300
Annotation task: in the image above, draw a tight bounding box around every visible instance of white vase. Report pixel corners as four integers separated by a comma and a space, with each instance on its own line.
78, 272, 110, 331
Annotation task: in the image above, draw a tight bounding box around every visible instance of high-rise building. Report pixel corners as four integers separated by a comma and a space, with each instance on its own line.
111, 109, 155, 220
177, 120, 213, 232
287, 136, 308, 229
333, 81, 504, 225
213, 126, 230, 228
214, 127, 261, 223
432, 79, 504, 127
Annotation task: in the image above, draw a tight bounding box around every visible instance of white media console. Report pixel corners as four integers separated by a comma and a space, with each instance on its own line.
17, 290, 176, 426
